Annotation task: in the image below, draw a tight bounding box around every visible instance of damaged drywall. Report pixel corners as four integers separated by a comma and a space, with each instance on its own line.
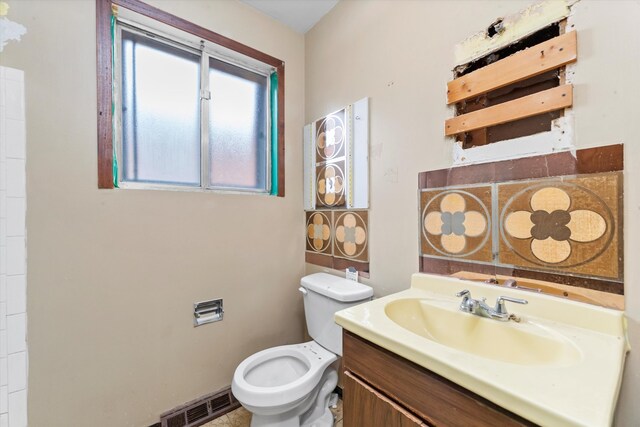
452, 112, 575, 166
454, 0, 579, 66
450, 0, 580, 166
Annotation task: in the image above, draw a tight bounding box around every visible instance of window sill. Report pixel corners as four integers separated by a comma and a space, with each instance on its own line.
115, 182, 273, 196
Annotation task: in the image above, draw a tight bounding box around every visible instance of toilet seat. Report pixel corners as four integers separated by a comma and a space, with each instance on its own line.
232, 341, 338, 409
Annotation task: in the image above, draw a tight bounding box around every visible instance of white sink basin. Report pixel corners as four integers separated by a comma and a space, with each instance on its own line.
385, 298, 581, 366
335, 273, 629, 427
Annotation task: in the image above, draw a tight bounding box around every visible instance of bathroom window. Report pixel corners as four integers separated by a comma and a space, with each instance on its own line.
96, 0, 285, 195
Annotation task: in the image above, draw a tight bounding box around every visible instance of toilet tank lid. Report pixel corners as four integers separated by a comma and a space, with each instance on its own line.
300, 273, 373, 302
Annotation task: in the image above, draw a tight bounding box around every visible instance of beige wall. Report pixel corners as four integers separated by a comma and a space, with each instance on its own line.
0, 1, 305, 426
2, 0, 639, 425
305, 0, 640, 425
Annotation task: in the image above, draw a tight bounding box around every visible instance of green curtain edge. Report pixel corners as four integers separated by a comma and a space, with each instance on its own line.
111, 14, 119, 188
270, 72, 278, 196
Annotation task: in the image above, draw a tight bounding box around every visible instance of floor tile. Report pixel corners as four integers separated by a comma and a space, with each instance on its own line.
330, 398, 343, 422
226, 407, 252, 427
200, 400, 343, 427
200, 414, 230, 427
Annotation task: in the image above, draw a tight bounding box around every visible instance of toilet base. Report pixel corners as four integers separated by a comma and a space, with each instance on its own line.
301, 408, 334, 427
249, 413, 302, 427
300, 368, 338, 427
248, 365, 338, 427
248, 404, 335, 427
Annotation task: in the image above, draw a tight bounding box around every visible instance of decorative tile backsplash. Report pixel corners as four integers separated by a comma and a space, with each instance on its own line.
316, 162, 346, 208
305, 210, 370, 276
418, 145, 624, 293
315, 109, 346, 163
306, 211, 332, 255
334, 211, 369, 262
314, 109, 347, 209
304, 99, 370, 276
498, 174, 621, 279
421, 186, 492, 263
303, 98, 369, 210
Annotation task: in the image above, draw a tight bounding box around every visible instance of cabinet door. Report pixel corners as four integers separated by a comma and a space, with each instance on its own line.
343, 331, 537, 427
343, 370, 426, 427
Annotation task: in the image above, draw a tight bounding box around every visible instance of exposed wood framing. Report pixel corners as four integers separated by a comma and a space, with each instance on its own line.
445, 84, 573, 136
447, 31, 577, 104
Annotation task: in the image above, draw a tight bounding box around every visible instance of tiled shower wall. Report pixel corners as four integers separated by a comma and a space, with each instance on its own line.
0, 66, 28, 427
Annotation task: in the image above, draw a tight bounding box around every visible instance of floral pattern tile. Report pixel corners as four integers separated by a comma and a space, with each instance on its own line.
316, 161, 346, 208
306, 211, 333, 255
420, 186, 493, 262
333, 210, 369, 262
314, 108, 348, 209
315, 109, 346, 163
499, 173, 621, 279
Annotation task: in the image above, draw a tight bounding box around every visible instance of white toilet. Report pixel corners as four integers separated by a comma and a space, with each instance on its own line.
232, 273, 373, 427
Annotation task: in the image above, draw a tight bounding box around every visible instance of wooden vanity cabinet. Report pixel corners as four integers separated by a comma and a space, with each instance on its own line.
342, 331, 538, 427
343, 371, 426, 427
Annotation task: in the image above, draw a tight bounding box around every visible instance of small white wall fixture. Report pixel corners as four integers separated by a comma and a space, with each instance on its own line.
0, 66, 28, 427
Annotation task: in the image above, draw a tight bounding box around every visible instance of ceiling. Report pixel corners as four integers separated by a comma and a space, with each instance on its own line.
240, 0, 340, 34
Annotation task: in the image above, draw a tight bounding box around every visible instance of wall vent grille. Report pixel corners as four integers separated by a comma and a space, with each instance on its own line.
186, 403, 209, 424
210, 394, 231, 413
160, 387, 240, 427
166, 413, 187, 427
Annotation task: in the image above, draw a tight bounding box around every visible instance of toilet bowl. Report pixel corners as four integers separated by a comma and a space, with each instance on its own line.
232, 273, 373, 427
232, 341, 338, 426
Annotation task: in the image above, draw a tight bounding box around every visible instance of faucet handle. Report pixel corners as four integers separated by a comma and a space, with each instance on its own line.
495, 296, 528, 315
456, 289, 471, 298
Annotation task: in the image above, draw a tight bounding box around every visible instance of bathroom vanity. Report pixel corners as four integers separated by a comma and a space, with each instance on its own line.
335, 273, 629, 427
342, 330, 534, 426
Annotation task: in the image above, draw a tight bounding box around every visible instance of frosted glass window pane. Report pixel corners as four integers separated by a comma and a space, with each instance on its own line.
121, 30, 201, 186
208, 57, 268, 190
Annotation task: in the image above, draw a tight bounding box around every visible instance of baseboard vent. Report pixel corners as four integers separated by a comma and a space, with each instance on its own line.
160, 386, 240, 427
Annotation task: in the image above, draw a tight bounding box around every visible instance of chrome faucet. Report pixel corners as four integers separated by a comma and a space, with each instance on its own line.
455, 290, 528, 322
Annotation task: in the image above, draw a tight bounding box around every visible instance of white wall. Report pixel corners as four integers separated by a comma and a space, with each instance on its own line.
0, 66, 28, 427
305, 0, 640, 424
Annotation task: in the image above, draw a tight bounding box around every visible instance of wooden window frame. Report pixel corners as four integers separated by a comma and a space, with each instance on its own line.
96, 0, 285, 196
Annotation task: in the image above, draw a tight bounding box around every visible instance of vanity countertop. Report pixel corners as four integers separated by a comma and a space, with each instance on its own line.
335, 273, 629, 427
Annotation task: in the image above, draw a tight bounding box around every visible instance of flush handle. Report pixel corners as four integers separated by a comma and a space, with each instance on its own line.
298, 287, 308, 296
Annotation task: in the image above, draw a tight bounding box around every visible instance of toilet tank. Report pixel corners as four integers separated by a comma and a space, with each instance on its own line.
300, 273, 373, 355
